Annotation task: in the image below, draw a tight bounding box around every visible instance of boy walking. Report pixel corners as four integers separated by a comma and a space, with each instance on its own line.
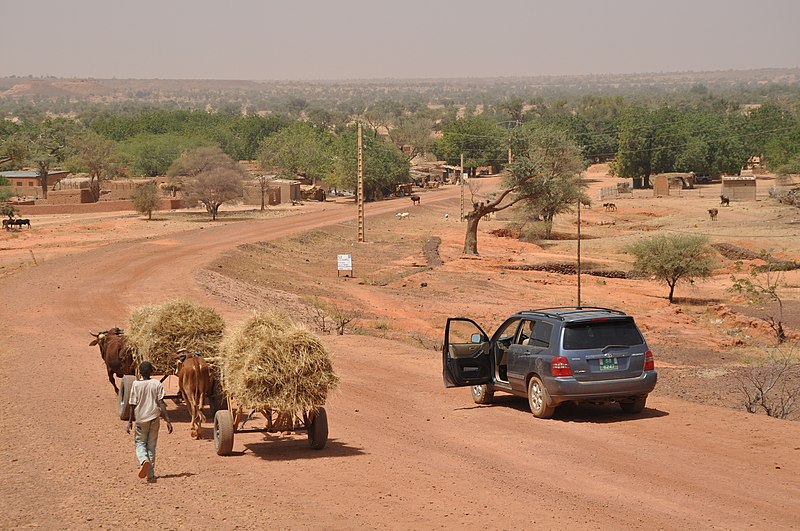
126, 361, 173, 482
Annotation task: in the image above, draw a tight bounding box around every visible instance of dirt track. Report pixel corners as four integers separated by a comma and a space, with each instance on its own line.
2, 182, 800, 529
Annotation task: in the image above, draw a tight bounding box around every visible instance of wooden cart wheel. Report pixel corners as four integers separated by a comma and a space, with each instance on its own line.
214, 410, 235, 456
118, 375, 135, 421
307, 407, 328, 450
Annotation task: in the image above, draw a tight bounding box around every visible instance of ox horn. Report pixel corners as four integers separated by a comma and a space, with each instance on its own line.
90, 331, 99, 337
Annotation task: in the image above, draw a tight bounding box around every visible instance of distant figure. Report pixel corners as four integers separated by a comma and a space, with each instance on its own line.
708, 208, 718, 221
603, 202, 617, 212
410, 195, 421, 205
720, 195, 730, 206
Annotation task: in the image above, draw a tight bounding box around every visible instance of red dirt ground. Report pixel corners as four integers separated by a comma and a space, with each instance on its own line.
2, 168, 800, 529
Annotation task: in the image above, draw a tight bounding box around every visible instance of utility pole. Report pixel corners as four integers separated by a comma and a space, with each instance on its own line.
357, 123, 365, 243
460, 153, 464, 221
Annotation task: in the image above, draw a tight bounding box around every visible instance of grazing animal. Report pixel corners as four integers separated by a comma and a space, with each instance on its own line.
396, 212, 409, 220
720, 195, 730, 206
2, 219, 10, 230
89, 328, 136, 394
708, 208, 719, 221
176, 353, 212, 439
13, 219, 31, 228
410, 195, 421, 205
603, 202, 617, 212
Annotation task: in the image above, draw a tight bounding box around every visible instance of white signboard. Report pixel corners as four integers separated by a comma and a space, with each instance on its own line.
337, 254, 352, 271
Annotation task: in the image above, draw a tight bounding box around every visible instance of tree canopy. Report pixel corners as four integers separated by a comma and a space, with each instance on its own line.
434, 115, 505, 172
627, 234, 715, 303
167, 146, 245, 220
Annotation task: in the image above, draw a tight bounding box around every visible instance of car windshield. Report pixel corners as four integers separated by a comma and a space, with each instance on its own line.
562, 320, 644, 350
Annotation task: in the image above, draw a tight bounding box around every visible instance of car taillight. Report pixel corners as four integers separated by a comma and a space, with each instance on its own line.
551, 356, 573, 377
643, 350, 655, 371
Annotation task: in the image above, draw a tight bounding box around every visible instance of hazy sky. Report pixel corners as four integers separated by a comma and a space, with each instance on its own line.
3, 0, 799, 80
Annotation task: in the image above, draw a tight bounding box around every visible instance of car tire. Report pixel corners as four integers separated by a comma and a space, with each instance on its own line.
214, 410, 235, 456
527, 376, 555, 419
471, 384, 494, 404
620, 395, 647, 414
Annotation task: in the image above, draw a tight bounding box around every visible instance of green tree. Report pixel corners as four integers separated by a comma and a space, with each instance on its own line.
168, 146, 245, 220
121, 134, 207, 177
259, 122, 332, 184
1, 202, 18, 219
69, 131, 124, 201
627, 234, 715, 303
26, 119, 81, 199
461, 128, 586, 255
328, 126, 410, 201
434, 115, 504, 174
386, 115, 435, 161
130, 181, 161, 220
513, 127, 588, 239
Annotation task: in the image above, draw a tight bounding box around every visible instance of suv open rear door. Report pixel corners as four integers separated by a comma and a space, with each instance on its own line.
443, 318, 491, 388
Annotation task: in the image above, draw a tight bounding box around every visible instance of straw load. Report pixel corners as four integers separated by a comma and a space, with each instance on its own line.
127, 299, 226, 373
219, 310, 338, 416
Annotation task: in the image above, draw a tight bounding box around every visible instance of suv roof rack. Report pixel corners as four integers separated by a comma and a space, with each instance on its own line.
518, 307, 628, 321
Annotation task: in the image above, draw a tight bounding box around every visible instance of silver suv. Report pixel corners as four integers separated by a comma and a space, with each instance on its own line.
442, 307, 657, 418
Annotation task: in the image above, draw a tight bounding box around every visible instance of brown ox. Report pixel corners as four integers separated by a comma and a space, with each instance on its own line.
89, 328, 136, 394
176, 354, 211, 439
410, 195, 421, 205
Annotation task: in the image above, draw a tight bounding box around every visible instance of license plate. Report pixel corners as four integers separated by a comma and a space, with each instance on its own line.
599, 357, 618, 371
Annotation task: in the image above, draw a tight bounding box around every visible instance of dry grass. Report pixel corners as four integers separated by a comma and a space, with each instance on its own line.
126, 298, 225, 373
219, 310, 338, 415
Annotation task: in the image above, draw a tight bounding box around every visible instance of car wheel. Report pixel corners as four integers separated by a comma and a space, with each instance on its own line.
471, 384, 494, 404
527, 376, 555, 419
620, 395, 647, 414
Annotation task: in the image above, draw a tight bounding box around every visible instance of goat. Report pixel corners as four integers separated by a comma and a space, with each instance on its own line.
603, 202, 617, 212
396, 212, 409, 220
708, 208, 718, 221
410, 195, 421, 205
720, 195, 730, 206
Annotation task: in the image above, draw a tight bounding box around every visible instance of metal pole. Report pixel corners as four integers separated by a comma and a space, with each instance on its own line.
577, 196, 581, 308
357, 123, 365, 243
460, 153, 464, 221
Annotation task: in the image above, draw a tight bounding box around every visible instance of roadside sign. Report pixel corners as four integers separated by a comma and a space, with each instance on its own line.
337, 254, 352, 277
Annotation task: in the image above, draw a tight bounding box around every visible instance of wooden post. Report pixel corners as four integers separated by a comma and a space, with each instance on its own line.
357, 123, 365, 243
460, 153, 464, 221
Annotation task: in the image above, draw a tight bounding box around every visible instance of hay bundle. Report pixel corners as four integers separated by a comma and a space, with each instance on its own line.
126, 298, 225, 373
220, 310, 338, 415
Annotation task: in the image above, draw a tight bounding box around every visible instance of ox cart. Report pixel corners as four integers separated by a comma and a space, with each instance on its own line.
211, 382, 329, 456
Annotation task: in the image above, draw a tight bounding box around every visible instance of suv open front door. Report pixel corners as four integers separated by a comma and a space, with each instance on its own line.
443, 318, 491, 388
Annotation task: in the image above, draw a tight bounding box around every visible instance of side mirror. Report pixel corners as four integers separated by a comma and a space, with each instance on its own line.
470, 333, 483, 344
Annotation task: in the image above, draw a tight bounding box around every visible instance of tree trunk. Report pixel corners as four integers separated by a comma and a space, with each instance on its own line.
90, 175, 100, 202
147, 210, 152, 220
464, 215, 480, 255
463, 202, 496, 255
544, 215, 554, 239
260, 189, 265, 211
668, 282, 676, 303
39, 173, 49, 199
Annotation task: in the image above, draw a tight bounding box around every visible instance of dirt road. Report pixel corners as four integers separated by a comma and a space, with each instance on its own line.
1, 185, 799, 529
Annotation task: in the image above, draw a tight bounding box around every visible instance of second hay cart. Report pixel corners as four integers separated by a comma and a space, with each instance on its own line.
212, 310, 339, 456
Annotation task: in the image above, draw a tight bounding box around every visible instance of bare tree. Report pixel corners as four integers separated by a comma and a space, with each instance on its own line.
730, 252, 788, 343
168, 146, 245, 221
130, 181, 161, 220
255, 174, 274, 211
738, 343, 800, 419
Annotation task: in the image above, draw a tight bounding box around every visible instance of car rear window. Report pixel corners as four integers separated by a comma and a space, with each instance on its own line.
562, 319, 644, 350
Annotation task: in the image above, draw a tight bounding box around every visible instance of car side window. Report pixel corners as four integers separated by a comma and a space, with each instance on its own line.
530, 321, 553, 348
515, 320, 534, 345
